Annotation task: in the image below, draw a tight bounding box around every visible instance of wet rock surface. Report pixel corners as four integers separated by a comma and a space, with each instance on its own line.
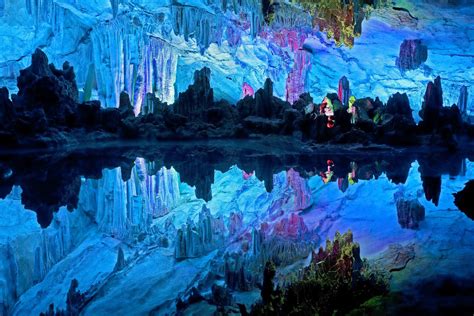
373, 243, 416, 273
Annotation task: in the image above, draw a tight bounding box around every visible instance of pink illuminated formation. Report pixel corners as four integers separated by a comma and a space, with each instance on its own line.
242, 82, 255, 97
273, 213, 309, 239
287, 168, 312, 211
242, 170, 254, 180
260, 29, 312, 104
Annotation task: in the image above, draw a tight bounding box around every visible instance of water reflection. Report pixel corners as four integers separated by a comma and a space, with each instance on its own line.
0, 146, 471, 228
1, 144, 474, 315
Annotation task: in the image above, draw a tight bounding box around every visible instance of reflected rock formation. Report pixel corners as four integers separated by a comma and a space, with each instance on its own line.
1, 144, 472, 228
1, 145, 474, 315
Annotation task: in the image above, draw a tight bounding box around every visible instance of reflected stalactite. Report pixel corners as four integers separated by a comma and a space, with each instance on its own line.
0, 145, 472, 228
421, 176, 442, 206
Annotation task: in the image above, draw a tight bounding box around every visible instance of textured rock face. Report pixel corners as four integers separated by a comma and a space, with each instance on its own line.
374, 243, 415, 272
175, 205, 224, 259
395, 192, 425, 229
396, 39, 428, 71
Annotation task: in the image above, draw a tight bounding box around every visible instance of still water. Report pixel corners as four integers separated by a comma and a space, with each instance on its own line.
1, 144, 473, 315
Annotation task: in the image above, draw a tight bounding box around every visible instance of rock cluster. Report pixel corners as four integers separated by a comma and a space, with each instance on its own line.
0, 49, 473, 150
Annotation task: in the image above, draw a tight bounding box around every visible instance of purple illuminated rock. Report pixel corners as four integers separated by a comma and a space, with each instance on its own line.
396, 39, 428, 71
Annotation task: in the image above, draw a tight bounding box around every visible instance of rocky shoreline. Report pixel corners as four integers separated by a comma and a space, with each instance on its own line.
1, 49, 472, 150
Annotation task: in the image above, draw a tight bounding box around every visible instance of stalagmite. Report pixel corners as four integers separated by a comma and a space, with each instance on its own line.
458, 85, 468, 114
338, 76, 350, 107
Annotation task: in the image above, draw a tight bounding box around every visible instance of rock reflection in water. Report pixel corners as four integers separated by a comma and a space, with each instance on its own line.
0, 145, 474, 315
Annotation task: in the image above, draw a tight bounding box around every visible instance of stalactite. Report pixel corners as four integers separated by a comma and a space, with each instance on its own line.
111, 0, 119, 18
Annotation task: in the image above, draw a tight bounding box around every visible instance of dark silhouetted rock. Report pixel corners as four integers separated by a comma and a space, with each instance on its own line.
76, 101, 101, 128
422, 176, 441, 206
114, 247, 126, 271
142, 92, 167, 115
292, 92, 313, 112
453, 180, 474, 220
419, 76, 443, 131
396, 39, 428, 71
255, 78, 274, 117
211, 284, 233, 306
377, 93, 418, 145
174, 67, 213, 117
205, 99, 237, 128
237, 78, 290, 121
385, 92, 414, 122
119, 91, 135, 119
224, 252, 249, 291
0, 87, 14, 124
101, 108, 121, 132
119, 116, 140, 138
243, 116, 284, 134
14, 49, 78, 126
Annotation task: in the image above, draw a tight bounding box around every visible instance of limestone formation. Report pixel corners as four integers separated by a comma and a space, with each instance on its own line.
396, 39, 428, 71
